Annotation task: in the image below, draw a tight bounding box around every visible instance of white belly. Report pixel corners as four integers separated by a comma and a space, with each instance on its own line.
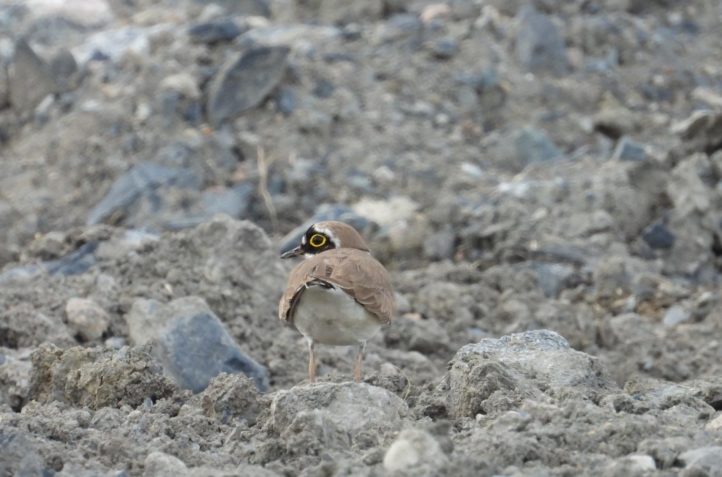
294, 285, 382, 346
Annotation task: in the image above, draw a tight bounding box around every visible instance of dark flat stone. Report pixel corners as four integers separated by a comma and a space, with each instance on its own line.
206, 46, 289, 125
188, 20, 243, 44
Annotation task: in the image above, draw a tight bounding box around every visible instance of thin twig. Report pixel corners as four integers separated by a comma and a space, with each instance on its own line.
256, 146, 278, 233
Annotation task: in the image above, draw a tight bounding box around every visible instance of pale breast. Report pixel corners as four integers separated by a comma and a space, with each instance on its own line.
293, 285, 383, 346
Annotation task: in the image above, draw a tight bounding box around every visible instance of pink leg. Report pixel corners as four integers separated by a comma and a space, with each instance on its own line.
307, 339, 316, 383
353, 341, 366, 383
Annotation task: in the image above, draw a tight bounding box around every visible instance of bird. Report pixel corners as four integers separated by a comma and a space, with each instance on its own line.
278, 221, 395, 383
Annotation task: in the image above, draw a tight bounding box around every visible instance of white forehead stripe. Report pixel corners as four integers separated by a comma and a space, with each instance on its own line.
314, 225, 339, 248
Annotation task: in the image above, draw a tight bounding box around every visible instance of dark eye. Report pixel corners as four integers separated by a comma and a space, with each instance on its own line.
309, 233, 327, 248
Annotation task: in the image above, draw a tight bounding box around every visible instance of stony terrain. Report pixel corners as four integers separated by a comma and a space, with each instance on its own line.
1, 0, 722, 475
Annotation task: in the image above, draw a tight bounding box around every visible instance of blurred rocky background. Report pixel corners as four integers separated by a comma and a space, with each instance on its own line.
1, 0, 722, 475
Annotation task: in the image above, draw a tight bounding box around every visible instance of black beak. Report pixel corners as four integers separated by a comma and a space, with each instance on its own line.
280, 245, 303, 259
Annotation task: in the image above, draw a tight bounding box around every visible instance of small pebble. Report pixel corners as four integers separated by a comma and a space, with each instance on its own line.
65, 297, 110, 341
663, 305, 690, 328
612, 137, 647, 162
188, 20, 242, 44
104, 336, 126, 349
431, 37, 458, 59
383, 429, 448, 472
706, 414, 722, 431
642, 222, 676, 250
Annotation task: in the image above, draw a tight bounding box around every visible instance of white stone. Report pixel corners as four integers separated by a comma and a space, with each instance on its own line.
353, 196, 418, 227
65, 298, 109, 341
143, 451, 188, 477
383, 428, 448, 472
384, 439, 420, 470
26, 0, 113, 27
622, 455, 656, 471
72, 25, 171, 65
161, 73, 201, 99
663, 305, 691, 327
706, 414, 722, 431
671, 110, 716, 136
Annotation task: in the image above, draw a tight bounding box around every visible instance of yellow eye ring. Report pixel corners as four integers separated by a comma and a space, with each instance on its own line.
309, 233, 327, 248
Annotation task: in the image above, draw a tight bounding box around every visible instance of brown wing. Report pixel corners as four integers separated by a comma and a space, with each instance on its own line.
278, 258, 316, 325
278, 249, 395, 325
278, 257, 336, 324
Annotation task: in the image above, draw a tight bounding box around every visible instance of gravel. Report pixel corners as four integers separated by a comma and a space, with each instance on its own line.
2, 0, 722, 475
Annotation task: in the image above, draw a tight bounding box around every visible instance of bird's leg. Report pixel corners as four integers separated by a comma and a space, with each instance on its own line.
307, 338, 316, 383
353, 341, 367, 383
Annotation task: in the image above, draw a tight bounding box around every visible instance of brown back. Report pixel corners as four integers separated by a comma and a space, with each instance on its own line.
279, 248, 395, 325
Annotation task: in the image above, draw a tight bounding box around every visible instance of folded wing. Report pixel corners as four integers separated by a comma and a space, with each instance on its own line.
278, 249, 395, 325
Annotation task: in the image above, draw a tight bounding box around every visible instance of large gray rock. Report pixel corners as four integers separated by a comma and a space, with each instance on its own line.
207, 46, 289, 125
447, 330, 614, 417
270, 382, 408, 452
126, 296, 269, 392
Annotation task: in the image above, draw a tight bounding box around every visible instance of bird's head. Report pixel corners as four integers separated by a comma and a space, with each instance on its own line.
280, 221, 370, 259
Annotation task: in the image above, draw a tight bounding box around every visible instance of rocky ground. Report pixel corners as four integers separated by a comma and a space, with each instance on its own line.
2, 0, 722, 475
